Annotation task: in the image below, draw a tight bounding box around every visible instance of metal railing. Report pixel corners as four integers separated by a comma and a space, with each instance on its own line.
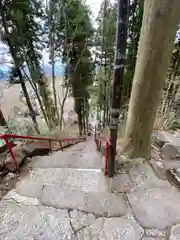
94, 126, 111, 176
0, 133, 86, 170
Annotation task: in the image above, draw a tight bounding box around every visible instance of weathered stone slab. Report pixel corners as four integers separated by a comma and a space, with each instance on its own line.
110, 173, 133, 193
100, 217, 144, 240
149, 159, 167, 180
128, 187, 180, 229
152, 131, 171, 148
41, 185, 87, 211
59, 169, 108, 192
162, 143, 180, 160
164, 160, 180, 170
129, 163, 170, 189
0, 199, 76, 239
4, 190, 40, 206
29, 148, 103, 169
77, 218, 105, 240
15, 168, 68, 198
15, 168, 109, 199
152, 131, 178, 148
85, 191, 127, 217
70, 209, 96, 232
16, 180, 43, 199
77, 217, 144, 240
41, 185, 127, 217
170, 223, 180, 240
65, 141, 90, 153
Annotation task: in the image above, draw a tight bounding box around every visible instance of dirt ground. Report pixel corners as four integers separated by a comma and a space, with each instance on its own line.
0, 78, 75, 122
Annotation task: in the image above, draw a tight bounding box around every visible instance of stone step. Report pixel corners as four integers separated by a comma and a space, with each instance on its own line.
2, 138, 87, 172
64, 139, 96, 153
28, 149, 103, 169
0, 199, 76, 239
40, 185, 127, 217
152, 131, 180, 148
0, 197, 143, 240
15, 168, 109, 199
152, 131, 180, 160
5, 180, 127, 218
6, 167, 128, 217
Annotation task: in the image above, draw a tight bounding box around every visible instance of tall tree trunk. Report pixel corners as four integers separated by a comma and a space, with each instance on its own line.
103, 82, 107, 127
96, 105, 100, 129
85, 98, 89, 131
99, 106, 102, 129
161, 52, 179, 113
18, 70, 40, 133
106, 66, 112, 124
78, 109, 83, 136
38, 81, 56, 129
81, 99, 86, 135
168, 54, 180, 106
30, 82, 50, 128
51, 36, 59, 124
0, 4, 40, 134
102, 0, 107, 128
59, 85, 69, 130
0, 108, 7, 126
121, 0, 180, 159
75, 98, 82, 136
23, 51, 50, 128
138, 0, 144, 8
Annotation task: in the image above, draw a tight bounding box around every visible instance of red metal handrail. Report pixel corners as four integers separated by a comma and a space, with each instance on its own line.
0, 133, 86, 170
94, 132, 111, 176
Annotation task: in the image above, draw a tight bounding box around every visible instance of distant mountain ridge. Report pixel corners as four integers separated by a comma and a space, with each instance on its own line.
0, 62, 65, 80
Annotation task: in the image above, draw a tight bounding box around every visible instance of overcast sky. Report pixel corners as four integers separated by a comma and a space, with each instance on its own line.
0, 0, 102, 63
86, 0, 101, 19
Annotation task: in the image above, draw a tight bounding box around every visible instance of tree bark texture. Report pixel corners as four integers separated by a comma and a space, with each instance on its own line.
121, 0, 180, 159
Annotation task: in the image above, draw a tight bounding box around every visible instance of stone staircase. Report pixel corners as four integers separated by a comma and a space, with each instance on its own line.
0, 137, 128, 239
1, 136, 180, 239
28, 138, 102, 169
9, 138, 127, 217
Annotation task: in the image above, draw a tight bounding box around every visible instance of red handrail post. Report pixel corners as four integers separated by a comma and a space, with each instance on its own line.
4, 136, 19, 170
